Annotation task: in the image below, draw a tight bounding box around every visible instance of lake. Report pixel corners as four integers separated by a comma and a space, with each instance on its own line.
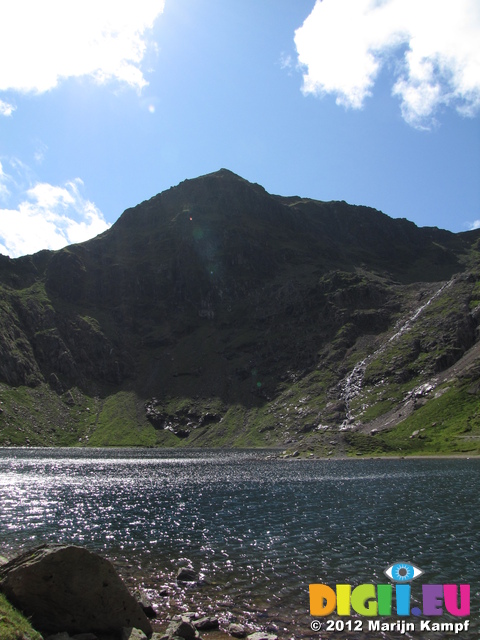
0, 448, 478, 639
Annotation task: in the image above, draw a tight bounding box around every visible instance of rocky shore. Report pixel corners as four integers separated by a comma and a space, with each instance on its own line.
0, 545, 280, 640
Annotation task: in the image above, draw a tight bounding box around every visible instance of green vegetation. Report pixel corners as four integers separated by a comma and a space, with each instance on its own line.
0, 592, 42, 640
87, 391, 157, 447
0, 383, 93, 446
469, 279, 480, 310
381, 383, 480, 455
345, 381, 480, 457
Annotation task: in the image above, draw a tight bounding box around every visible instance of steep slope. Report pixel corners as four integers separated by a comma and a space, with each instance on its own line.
0, 169, 479, 454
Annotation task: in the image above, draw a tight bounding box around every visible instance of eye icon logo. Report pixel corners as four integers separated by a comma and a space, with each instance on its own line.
384, 561, 423, 582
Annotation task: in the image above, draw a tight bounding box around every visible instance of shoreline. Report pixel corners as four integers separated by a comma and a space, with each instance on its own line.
0, 444, 478, 459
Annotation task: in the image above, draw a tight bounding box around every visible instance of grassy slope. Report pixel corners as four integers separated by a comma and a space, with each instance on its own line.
0, 592, 42, 640
344, 381, 480, 456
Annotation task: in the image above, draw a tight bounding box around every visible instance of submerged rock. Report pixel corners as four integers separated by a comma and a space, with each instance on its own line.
193, 616, 219, 631
162, 619, 198, 640
0, 544, 152, 637
228, 623, 247, 638
134, 589, 157, 618
176, 567, 197, 582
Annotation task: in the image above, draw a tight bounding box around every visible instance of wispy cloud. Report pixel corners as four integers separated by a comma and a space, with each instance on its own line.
33, 141, 49, 165
0, 161, 10, 200
294, 0, 480, 128
0, 164, 110, 258
0, 99, 15, 116
0, 0, 165, 95
468, 220, 480, 231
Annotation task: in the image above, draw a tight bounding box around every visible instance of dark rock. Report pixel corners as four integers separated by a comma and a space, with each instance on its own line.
135, 589, 157, 618
122, 629, 148, 640
199, 412, 221, 425
179, 612, 198, 621
0, 544, 152, 637
193, 616, 219, 631
145, 400, 165, 428
174, 428, 191, 438
64, 390, 76, 406
49, 372, 64, 393
228, 623, 247, 638
164, 620, 197, 640
176, 567, 197, 582
266, 624, 278, 633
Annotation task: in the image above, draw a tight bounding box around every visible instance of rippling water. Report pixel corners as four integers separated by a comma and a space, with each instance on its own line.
0, 448, 478, 639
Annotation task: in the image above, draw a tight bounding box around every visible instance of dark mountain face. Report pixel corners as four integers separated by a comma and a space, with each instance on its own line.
0, 169, 479, 454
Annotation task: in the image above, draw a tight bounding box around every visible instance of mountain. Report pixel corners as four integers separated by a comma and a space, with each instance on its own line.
0, 169, 479, 455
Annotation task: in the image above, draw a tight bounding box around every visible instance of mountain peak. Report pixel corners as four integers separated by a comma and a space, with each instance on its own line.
205, 168, 242, 179
179, 168, 262, 190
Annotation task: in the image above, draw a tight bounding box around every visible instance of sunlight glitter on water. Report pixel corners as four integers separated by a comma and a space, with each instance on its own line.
0, 449, 479, 639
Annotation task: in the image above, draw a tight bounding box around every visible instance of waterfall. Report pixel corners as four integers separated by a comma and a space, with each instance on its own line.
339, 278, 454, 429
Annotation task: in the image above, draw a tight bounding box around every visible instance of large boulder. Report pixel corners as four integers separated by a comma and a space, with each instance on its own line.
0, 544, 152, 637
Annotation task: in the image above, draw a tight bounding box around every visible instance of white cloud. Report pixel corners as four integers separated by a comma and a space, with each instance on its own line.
0, 0, 165, 94
0, 176, 110, 258
0, 99, 15, 116
468, 220, 480, 230
294, 0, 480, 128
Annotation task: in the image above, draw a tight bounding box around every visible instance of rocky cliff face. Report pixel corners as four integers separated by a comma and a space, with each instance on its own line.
0, 169, 479, 454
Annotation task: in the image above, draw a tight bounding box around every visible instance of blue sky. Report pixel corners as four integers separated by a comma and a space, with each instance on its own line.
0, 0, 479, 257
